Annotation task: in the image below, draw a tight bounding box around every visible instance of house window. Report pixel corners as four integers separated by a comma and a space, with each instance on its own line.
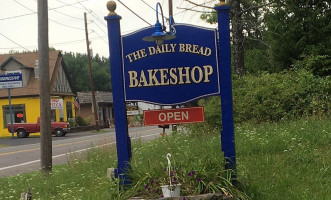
66, 102, 73, 120
2, 104, 26, 128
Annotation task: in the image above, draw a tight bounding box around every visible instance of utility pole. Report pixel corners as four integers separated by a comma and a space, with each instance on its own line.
38, 0, 52, 173
168, 0, 173, 20
84, 12, 99, 131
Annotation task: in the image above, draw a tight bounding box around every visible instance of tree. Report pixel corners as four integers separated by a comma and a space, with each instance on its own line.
63, 52, 111, 92
264, 0, 331, 76
199, 0, 270, 76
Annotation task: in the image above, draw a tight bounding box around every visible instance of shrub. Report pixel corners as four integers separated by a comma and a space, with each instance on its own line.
192, 69, 330, 131
75, 116, 88, 126
232, 69, 330, 122
68, 118, 76, 128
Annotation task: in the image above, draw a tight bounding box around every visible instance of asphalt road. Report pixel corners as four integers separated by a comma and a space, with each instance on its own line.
0, 126, 163, 177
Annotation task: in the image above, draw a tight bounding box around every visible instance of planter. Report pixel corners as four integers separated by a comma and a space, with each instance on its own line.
160, 184, 181, 197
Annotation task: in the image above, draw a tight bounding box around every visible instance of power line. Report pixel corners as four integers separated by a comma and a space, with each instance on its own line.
117, 0, 152, 26
12, 0, 85, 31
91, 30, 108, 44
140, 0, 169, 21
55, 0, 86, 11
0, 32, 29, 51
90, 20, 107, 34
78, 2, 107, 28
0, 1, 88, 21
0, 35, 108, 50
49, 19, 85, 30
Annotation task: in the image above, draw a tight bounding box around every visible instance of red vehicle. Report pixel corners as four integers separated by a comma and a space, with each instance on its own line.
8, 117, 70, 138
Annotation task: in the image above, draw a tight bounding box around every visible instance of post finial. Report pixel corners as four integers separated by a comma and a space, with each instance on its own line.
107, 1, 117, 16
216, 0, 227, 6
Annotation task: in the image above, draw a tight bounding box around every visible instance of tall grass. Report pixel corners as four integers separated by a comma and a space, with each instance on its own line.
0, 119, 330, 199
237, 119, 331, 200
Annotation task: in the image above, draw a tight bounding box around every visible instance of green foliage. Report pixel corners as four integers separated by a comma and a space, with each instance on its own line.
194, 70, 330, 130
62, 52, 111, 92
75, 116, 88, 126
1, 119, 330, 199
245, 48, 272, 74
68, 118, 76, 128
264, 0, 331, 75
0, 144, 119, 200
236, 119, 331, 200
128, 133, 248, 199
232, 70, 330, 122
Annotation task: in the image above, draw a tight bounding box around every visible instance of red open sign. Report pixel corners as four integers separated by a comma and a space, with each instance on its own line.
17, 113, 24, 118
143, 107, 204, 126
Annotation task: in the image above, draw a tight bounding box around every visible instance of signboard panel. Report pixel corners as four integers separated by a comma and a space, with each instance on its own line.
143, 107, 204, 126
122, 24, 219, 105
0, 74, 23, 89
51, 99, 63, 110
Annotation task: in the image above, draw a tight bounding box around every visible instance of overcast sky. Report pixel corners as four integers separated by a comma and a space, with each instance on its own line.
0, 0, 216, 58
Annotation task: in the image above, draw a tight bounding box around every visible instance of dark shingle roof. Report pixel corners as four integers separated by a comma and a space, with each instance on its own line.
77, 91, 113, 104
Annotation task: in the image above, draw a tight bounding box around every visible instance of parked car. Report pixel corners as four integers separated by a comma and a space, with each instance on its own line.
7, 117, 70, 138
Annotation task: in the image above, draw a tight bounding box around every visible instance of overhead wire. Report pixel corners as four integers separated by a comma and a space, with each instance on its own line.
12, 0, 85, 31
0, 32, 29, 51
90, 30, 108, 44
117, 0, 152, 26
1, 0, 88, 21
55, 0, 86, 10
78, 2, 107, 27
140, 0, 169, 21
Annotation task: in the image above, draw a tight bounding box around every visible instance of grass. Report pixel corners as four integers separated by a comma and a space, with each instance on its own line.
0, 118, 330, 199
236, 119, 331, 200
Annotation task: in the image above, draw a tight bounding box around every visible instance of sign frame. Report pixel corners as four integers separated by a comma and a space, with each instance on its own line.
105, 2, 236, 186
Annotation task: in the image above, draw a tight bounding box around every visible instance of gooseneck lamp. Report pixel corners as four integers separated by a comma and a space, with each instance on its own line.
143, 2, 176, 45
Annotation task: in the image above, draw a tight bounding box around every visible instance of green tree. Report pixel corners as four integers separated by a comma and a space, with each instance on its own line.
264, 0, 331, 76
200, 0, 271, 75
63, 52, 111, 92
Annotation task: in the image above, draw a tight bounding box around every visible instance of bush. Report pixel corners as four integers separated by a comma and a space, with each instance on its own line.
68, 118, 76, 128
193, 69, 330, 131
75, 116, 88, 126
233, 69, 330, 122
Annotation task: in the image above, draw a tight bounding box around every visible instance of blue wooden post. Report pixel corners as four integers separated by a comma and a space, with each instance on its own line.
104, 1, 131, 185
8, 88, 15, 139
215, 4, 237, 175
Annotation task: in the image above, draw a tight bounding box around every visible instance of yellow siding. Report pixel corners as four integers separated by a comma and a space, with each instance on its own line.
0, 96, 75, 137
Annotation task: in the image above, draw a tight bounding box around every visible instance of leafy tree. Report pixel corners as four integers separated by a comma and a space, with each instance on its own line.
200, 0, 270, 76
264, 0, 331, 76
62, 52, 111, 92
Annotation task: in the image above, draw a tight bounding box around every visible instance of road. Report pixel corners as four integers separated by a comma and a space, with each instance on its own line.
0, 126, 163, 177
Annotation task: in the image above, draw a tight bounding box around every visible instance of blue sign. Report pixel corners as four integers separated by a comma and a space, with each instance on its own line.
105, 3, 236, 186
0, 74, 23, 89
122, 24, 219, 105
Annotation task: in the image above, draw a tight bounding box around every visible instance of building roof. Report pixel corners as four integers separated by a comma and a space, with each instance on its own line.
77, 91, 113, 104
0, 51, 75, 98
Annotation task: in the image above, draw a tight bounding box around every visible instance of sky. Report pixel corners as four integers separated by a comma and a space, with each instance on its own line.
0, 0, 216, 58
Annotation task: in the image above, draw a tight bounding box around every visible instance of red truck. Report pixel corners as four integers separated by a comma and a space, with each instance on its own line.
8, 118, 70, 138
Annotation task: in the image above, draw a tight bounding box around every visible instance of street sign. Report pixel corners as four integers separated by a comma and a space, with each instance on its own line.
144, 107, 204, 126
0, 74, 23, 89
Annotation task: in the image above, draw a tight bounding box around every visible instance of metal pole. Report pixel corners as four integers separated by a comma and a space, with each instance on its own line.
168, 0, 173, 19
84, 12, 99, 131
38, 0, 52, 173
8, 89, 14, 139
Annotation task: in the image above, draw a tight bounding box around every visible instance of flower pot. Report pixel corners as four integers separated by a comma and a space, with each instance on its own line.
160, 184, 181, 197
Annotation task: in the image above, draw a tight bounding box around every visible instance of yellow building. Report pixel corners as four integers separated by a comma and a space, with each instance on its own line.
0, 51, 75, 137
